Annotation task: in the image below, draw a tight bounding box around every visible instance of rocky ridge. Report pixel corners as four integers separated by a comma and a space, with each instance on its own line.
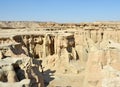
0, 21, 120, 87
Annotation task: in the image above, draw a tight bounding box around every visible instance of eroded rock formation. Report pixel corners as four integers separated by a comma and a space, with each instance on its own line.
0, 21, 120, 87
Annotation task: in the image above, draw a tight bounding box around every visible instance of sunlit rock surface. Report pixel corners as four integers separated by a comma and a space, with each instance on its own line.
0, 21, 120, 87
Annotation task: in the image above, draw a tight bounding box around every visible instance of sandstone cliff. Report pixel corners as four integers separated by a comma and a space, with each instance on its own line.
0, 21, 120, 87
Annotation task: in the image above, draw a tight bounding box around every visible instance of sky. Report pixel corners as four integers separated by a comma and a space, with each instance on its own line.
0, 0, 120, 23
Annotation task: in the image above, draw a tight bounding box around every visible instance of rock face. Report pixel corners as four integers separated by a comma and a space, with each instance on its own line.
0, 21, 120, 87
0, 79, 30, 87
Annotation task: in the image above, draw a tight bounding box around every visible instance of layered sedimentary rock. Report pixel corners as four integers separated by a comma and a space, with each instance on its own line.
0, 21, 120, 87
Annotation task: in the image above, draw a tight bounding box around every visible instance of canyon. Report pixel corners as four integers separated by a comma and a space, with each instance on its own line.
0, 21, 120, 87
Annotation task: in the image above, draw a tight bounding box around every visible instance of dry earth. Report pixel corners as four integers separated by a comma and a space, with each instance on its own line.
0, 21, 120, 87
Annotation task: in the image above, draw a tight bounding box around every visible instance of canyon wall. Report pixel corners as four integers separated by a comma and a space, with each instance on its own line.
0, 21, 120, 87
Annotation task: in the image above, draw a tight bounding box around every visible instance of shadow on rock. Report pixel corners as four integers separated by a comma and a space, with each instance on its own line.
43, 69, 56, 87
